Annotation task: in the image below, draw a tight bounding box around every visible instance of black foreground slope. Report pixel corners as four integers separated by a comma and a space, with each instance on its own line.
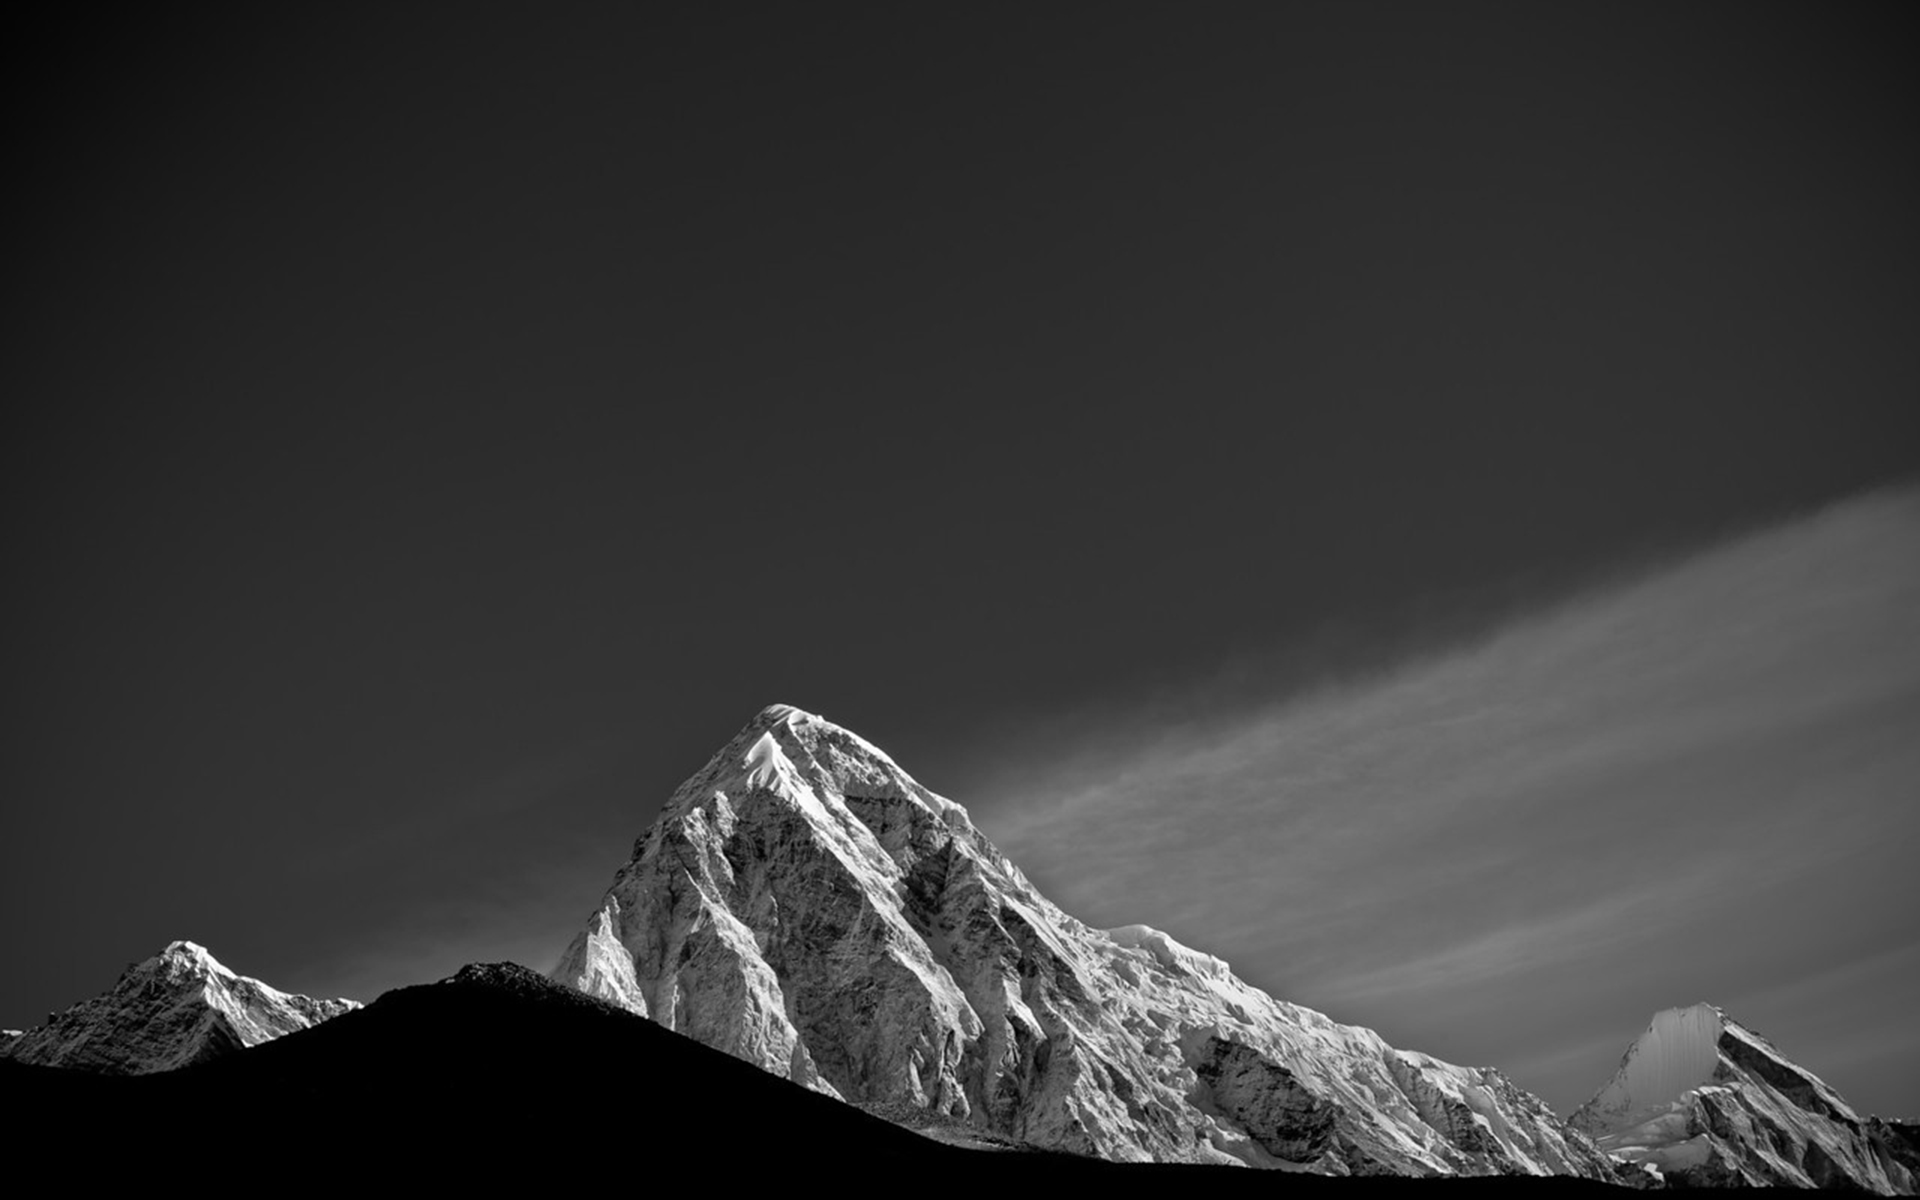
1, 963, 1627, 1196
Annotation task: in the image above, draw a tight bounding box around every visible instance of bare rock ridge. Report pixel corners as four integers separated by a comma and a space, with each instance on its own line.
552, 703, 1615, 1176
1571, 1002, 1918, 1192
0, 940, 359, 1074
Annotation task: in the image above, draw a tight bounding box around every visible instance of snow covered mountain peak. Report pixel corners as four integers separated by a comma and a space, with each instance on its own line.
652, 703, 978, 849
1573, 1002, 1915, 1191
754, 702, 814, 727
554, 705, 1613, 1176
153, 939, 227, 974
1577, 1002, 1729, 1134
0, 941, 359, 1075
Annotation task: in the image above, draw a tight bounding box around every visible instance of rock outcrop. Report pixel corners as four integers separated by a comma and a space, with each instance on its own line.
0, 940, 359, 1074
554, 703, 1613, 1176
1572, 1002, 1916, 1192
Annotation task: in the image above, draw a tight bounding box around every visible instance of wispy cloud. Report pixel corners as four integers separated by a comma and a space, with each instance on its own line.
1312, 874, 1737, 1004
974, 488, 1920, 1115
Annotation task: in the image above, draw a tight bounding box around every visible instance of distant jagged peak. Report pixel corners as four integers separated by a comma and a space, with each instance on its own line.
1577, 1002, 1727, 1134
1576, 1001, 1859, 1136
1572, 1001, 1904, 1192
0, 939, 359, 1075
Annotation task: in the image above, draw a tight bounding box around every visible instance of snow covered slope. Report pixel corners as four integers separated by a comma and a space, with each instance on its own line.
553, 704, 1613, 1177
1572, 1002, 1916, 1192
0, 940, 359, 1074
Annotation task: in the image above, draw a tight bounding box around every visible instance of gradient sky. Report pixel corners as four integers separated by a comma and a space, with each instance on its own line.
4, 6, 1915, 1116
981, 489, 1920, 1115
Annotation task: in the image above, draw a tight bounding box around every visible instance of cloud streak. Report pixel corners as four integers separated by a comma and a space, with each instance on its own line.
976, 488, 1920, 1115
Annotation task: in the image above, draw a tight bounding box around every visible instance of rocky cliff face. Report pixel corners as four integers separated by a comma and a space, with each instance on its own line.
553, 704, 1613, 1176
0, 940, 359, 1074
1572, 1002, 1916, 1192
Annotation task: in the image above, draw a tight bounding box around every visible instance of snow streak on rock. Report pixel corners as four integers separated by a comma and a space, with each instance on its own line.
0, 941, 359, 1074
553, 704, 1614, 1176
1573, 1002, 1916, 1192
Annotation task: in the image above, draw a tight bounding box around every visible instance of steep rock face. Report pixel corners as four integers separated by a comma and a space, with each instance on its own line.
1876, 1121, 1920, 1189
554, 704, 1612, 1176
0, 941, 359, 1074
1572, 1003, 1915, 1192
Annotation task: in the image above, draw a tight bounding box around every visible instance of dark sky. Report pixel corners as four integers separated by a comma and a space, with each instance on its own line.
4, 5, 1915, 1113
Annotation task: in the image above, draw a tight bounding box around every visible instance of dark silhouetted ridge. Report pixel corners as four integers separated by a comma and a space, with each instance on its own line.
1, 962, 1637, 1194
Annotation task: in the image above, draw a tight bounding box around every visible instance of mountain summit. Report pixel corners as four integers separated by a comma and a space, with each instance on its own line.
0, 940, 358, 1074
1571, 1002, 1918, 1191
553, 703, 1612, 1176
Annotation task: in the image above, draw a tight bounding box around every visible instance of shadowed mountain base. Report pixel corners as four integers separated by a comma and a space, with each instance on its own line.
1, 963, 1644, 1194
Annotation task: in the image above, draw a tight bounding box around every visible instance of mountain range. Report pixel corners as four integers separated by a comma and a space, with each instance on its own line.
3, 704, 1912, 1190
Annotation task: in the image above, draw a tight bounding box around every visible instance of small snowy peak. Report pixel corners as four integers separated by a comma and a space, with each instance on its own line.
1573, 1003, 1911, 1192
3, 941, 359, 1075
